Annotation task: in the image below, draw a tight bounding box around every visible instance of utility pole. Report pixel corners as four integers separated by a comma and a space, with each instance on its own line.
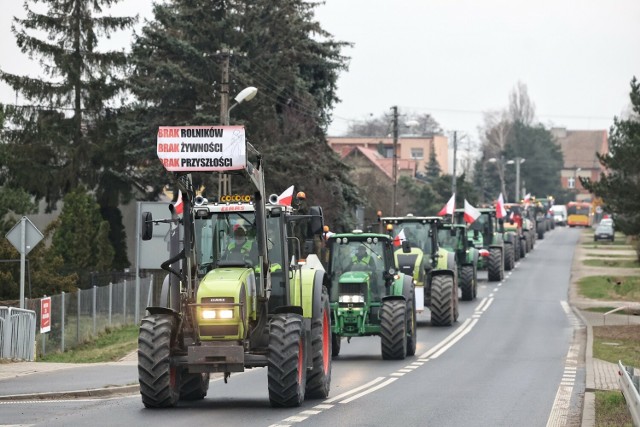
451, 131, 457, 195
515, 156, 522, 203
391, 106, 398, 216
218, 49, 231, 199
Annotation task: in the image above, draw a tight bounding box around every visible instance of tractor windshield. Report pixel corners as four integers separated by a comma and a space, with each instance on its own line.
194, 212, 258, 274
327, 237, 388, 295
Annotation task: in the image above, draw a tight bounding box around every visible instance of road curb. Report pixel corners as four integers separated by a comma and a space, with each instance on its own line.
572, 306, 595, 427
0, 384, 139, 401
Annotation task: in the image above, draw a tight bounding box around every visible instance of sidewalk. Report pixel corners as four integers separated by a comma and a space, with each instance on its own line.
569, 230, 640, 427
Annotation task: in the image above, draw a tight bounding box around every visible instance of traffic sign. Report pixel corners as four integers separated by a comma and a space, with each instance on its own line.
6, 216, 43, 255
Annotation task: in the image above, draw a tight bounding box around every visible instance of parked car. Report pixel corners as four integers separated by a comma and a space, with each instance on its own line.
594, 223, 615, 242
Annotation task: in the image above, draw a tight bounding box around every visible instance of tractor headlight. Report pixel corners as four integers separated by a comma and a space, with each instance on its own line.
201, 309, 234, 320
339, 294, 365, 304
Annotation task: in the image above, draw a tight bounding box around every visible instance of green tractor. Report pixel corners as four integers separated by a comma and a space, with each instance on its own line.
325, 231, 416, 359
139, 125, 332, 408
380, 215, 459, 327
454, 208, 517, 282
436, 222, 479, 301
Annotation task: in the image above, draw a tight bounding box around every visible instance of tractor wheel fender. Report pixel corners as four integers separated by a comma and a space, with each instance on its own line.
381, 294, 406, 303
401, 275, 414, 301
489, 244, 503, 254
311, 270, 326, 322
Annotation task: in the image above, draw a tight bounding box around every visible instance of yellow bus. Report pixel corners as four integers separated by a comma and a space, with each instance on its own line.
566, 201, 592, 227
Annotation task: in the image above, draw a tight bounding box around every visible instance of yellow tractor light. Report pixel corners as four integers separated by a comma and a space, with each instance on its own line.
201, 309, 234, 320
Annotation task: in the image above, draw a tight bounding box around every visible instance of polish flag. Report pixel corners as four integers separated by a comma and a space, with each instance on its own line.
463, 199, 481, 224
173, 190, 183, 215
495, 193, 507, 219
277, 185, 294, 206
393, 229, 406, 247
523, 193, 531, 204
437, 194, 456, 216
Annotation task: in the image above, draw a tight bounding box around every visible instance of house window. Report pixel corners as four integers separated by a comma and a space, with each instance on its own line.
410, 148, 423, 160
568, 177, 575, 189
384, 147, 394, 158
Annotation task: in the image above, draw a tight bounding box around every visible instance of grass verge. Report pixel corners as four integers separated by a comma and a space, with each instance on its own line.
38, 324, 138, 363
583, 259, 640, 268
577, 275, 640, 301
593, 325, 640, 367
595, 390, 634, 427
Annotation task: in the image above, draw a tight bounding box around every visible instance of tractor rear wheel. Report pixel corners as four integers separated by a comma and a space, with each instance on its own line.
306, 287, 331, 399
520, 237, 527, 258
459, 265, 475, 301
380, 299, 407, 360
487, 248, 504, 282
179, 370, 209, 401
268, 313, 306, 407
513, 238, 521, 262
429, 275, 455, 326
504, 242, 515, 271
138, 314, 180, 408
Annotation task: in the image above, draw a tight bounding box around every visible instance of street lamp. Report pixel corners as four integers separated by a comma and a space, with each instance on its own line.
506, 157, 525, 202
219, 86, 258, 198
488, 156, 525, 202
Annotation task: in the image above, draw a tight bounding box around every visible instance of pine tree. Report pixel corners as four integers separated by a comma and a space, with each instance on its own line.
124, 0, 360, 229
424, 140, 441, 181
582, 77, 640, 239
0, 0, 135, 269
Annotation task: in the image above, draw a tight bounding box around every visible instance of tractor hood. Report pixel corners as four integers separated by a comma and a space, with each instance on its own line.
339, 271, 371, 283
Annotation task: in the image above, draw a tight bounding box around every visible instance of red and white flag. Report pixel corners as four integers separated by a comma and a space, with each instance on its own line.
437, 193, 456, 216
393, 229, 406, 247
523, 193, 531, 204
174, 190, 183, 215
463, 199, 481, 224
276, 185, 294, 206
495, 193, 507, 219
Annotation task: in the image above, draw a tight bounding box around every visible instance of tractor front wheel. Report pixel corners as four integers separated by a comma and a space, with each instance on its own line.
487, 248, 504, 282
459, 265, 475, 301
504, 242, 515, 271
380, 299, 407, 360
138, 314, 180, 408
429, 275, 455, 326
268, 313, 306, 407
406, 290, 417, 356
179, 370, 210, 401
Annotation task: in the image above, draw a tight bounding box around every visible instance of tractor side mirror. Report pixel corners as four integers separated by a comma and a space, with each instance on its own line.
141, 212, 153, 241
401, 240, 411, 253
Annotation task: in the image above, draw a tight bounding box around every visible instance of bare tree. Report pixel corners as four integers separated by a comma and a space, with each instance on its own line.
481, 110, 512, 200
508, 81, 536, 125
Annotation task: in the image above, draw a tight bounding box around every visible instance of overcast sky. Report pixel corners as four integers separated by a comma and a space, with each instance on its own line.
2, 0, 639, 143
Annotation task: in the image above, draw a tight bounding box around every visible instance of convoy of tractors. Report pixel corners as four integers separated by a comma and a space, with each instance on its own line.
139, 117, 556, 408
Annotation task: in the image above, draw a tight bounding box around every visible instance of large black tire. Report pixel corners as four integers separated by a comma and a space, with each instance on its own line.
429, 275, 455, 326
268, 313, 306, 407
487, 248, 504, 282
138, 314, 180, 408
406, 291, 417, 357
459, 265, 476, 301
513, 238, 521, 262
504, 242, 514, 271
179, 370, 210, 401
331, 332, 341, 357
537, 223, 545, 240
520, 237, 527, 258
380, 299, 407, 360
305, 288, 331, 399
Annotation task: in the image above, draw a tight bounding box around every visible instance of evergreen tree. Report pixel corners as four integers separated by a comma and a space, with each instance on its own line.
424, 140, 441, 181
0, 0, 135, 267
51, 188, 115, 287
582, 77, 640, 240
124, 0, 360, 229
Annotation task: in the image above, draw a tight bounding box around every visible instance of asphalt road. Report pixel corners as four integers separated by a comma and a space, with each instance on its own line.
0, 227, 586, 427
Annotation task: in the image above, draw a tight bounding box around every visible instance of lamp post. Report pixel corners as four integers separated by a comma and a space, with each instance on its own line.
506, 157, 525, 202
218, 86, 258, 198
488, 156, 525, 202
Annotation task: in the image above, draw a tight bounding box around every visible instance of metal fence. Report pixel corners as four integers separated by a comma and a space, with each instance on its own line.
0, 307, 36, 361
22, 276, 155, 357
618, 361, 640, 427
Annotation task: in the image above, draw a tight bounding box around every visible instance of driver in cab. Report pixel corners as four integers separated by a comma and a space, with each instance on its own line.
225, 226, 257, 263
349, 245, 376, 272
